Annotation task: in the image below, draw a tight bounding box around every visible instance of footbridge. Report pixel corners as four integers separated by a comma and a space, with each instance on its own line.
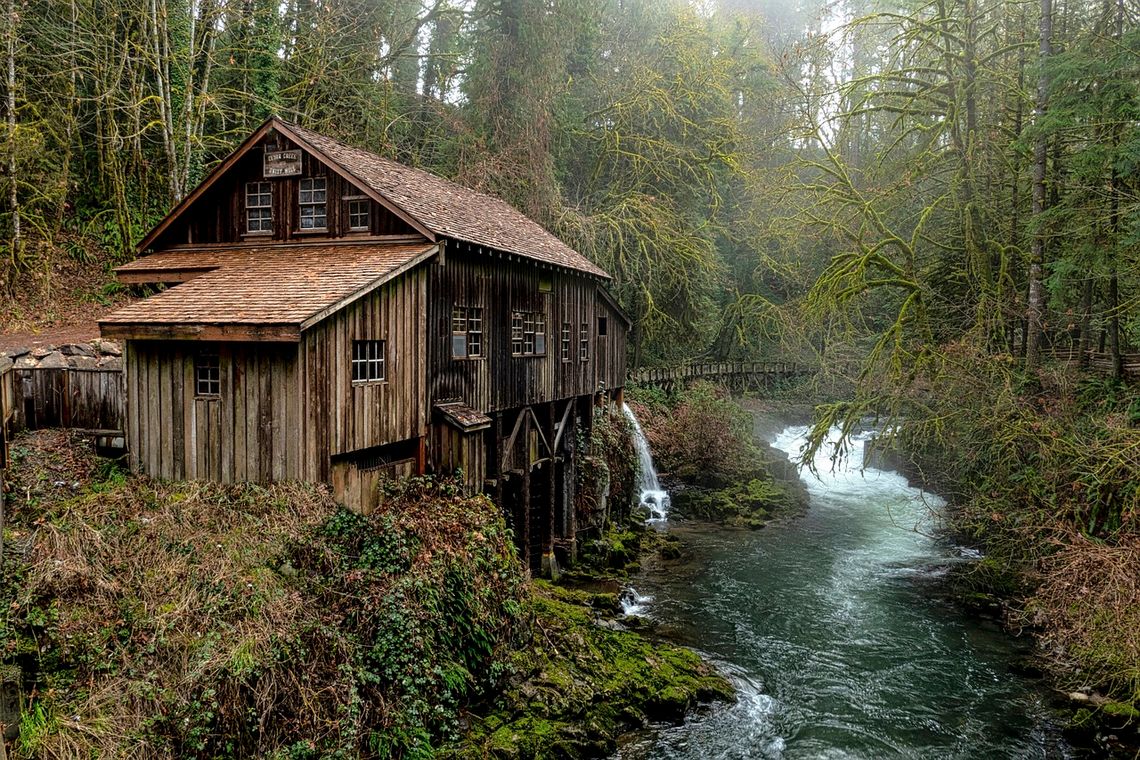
628, 361, 817, 393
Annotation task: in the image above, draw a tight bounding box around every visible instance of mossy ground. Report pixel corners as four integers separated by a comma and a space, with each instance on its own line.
454, 584, 733, 759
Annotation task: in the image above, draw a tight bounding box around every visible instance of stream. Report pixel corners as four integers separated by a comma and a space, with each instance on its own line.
618, 423, 1073, 759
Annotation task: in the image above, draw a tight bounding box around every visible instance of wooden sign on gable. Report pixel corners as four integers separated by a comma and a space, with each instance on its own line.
264, 149, 302, 177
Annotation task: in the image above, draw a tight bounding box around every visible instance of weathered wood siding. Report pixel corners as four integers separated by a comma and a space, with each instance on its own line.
596, 292, 628, 393
433, 423, 487, 495
429, 245, 625, 413
300, 265, 429, 482
151, 133, 416, 250
10, 368, 124, 433
125, 341, 301, 482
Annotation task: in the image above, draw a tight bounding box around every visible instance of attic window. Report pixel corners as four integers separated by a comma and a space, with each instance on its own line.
299, 177, 327, 230
348, 198, 370, 231
195, 350, 220, 397
245, 182, 272, 234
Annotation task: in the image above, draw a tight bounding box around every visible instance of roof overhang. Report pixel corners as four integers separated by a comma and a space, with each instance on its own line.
98, 322, 300, 343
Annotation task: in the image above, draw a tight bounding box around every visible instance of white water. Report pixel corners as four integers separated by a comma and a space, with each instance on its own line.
619, 587, 655, 617
620, 423, 1070, 759
623, 403, 671, 521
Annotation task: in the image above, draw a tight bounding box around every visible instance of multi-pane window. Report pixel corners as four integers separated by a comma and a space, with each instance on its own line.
352, 340, 386, 382
299, 177, 327, 230
348, 198, 370, 231
451, 306, 484, 359
245, 182, 272, 234
579, 323, 590, 361
195, 350, 220, 397
561, 322, 572, 362
511, 311, 546, 356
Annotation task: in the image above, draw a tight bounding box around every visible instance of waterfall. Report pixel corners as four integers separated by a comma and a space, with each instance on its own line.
622, 403, 671, 522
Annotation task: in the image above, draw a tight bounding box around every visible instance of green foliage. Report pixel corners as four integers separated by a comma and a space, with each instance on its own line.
0, 449, 528, 759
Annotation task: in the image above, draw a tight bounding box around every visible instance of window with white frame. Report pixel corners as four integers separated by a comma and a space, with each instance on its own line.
579, 322, 589, 361
195, 350, 220, 397
347, 198, 370, 231
245, 182, 272, 234
511, 310, 546, 356
299, 177, 327, 230
352, 340, 386, 382
451, 306, 483, 359
560, 322, 572, 362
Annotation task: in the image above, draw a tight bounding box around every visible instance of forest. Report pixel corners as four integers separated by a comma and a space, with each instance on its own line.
1, 0, 1140, 752
2, 0, 1137, 373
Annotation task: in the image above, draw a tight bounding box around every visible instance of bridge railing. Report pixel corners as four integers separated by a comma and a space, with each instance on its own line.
629, 361, 816, 388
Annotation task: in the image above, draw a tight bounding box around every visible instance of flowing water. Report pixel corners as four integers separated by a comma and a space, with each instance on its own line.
618, 423, 1072, 760
624, 403, 671, 521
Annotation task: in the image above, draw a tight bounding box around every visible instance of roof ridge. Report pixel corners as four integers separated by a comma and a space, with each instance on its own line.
280, 120, 526, 218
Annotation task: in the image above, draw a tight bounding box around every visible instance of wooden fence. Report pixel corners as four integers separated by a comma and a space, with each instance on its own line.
0, 364, 125, 467
629, 361, 816, 392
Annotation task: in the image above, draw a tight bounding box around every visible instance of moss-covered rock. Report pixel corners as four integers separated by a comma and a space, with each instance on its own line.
671, 475, 799, 529
454, 588, 734, 758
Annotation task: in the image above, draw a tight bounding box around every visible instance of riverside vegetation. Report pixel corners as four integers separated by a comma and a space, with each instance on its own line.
627, 382, 803, 529
849, 345, 1140, 746
0, 424, 730, 760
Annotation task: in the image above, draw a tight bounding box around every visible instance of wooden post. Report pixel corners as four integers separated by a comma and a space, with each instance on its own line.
521, 409, 531, 574
494, 412, 504, 510
545, 401, 557, 576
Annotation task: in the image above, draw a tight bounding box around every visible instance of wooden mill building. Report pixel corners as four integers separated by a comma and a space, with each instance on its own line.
99, 118, 628, 573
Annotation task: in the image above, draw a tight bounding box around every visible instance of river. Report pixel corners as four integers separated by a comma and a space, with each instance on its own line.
618, 423, 1073, 759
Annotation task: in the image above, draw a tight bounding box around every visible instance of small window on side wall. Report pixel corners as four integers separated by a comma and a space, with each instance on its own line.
579, 323, 589, 362
561, 322, 571, 362
452, 306, 483, 359
195, 350, 220, 397
352, 340, 386, 383
598, 316, 608, 337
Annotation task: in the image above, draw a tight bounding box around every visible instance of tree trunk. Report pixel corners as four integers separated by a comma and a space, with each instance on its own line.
1025, 0, 1052, 368
5, 0, 19, 267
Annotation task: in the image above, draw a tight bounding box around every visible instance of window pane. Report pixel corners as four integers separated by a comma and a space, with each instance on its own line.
452, 334, 467, 358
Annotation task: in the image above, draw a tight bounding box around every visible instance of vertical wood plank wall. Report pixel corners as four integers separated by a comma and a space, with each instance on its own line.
428, 247, 629, 413
125, 341, 301, 482
301, 266, 429, 482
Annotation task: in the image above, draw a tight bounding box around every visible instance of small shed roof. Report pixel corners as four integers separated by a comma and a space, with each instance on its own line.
99, 242, 437, 342
434, 402, 493, 432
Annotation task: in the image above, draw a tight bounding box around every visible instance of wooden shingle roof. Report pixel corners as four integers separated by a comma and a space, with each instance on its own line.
279, 121, 610, 279
100, 242, 437, 341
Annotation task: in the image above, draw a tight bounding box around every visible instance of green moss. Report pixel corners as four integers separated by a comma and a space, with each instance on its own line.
1102, 701, 1140, 721
454, 590, 734, 758
673, 476, 797, 528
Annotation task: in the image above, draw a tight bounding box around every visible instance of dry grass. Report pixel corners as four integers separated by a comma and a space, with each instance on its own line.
2, 433, 526, 759
1026, 533, 1140, 702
